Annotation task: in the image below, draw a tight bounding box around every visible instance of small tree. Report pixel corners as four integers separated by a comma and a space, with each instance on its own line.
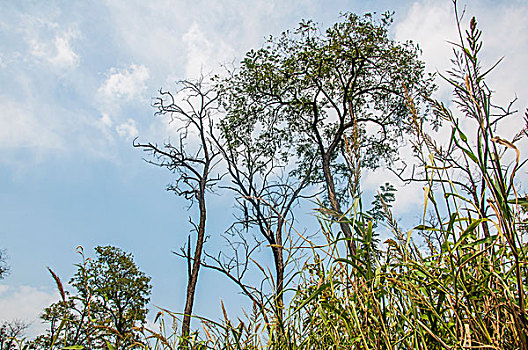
0, 320, 27, 350
35, 246, 151, 350
201, 116, 317, 326
0, 249, 9, 280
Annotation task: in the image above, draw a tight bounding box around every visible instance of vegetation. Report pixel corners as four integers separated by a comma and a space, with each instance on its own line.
218, 11, 434, 259
0, 321, 27, 350
34, 246, 151, 350
7, 3, 528, 349
0, 249, 9, 280
209, 11, 433, 329
135, 7, 527, 349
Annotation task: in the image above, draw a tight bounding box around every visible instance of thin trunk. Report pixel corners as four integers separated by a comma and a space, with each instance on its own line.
181, 184, 207, 346
310, 99, 355, 256
271, 242, 284, 323
322, 154, 356, 256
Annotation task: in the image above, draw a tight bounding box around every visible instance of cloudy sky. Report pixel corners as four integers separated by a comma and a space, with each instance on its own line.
1, 0, 527, 337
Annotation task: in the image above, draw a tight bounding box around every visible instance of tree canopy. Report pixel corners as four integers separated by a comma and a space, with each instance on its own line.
0, 249, 9, 280
218, 12, 435, 254
35, 246, 151, 350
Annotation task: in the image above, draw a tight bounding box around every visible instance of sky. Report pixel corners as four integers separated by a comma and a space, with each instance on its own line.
1, 0, 527, 339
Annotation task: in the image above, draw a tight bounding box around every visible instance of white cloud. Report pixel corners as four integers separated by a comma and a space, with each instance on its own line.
100, 0, 188, 79
182, 22, 237, 78
100, 113, 113, 128
29, 29, 80, 69
116, 118, 139, 139
394, 1, 457, 100
96, 65, 149, 142
25, 17, 80, 70
50, 30, 80, 68
98, 64, 150, 102
100, 0, 320, 83
395, 1, 456, 69
0, 97, 63, 150
95, 64, 149, 143
0, 284, 58, 338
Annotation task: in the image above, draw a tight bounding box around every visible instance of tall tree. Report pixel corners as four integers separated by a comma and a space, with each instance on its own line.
134, 78, 221, 345
219, 12, 434, 256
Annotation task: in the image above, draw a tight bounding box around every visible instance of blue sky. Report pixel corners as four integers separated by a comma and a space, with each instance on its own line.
1, 0, 527, 337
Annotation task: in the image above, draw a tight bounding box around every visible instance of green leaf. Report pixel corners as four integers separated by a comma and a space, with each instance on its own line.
461, 234, 497, 249
413, 225, 439, 231
458, 129, 468, 142
452, 218, 488, 251
462, 146, 479, 163
289, 282, 331, 317
508, 197, 528, 209
50, 317, 67, 347
335, 257, 368, 279
374, 266, 382, 289
105, 340, 115, 350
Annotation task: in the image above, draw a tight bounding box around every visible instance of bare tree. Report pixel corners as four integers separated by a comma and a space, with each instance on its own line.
196, 107, 318, 327
134, 78, 221, 345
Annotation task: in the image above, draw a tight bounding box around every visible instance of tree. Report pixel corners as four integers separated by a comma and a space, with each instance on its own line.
0, 249, 9, 280
134, 78, 221, 345
35, 246, 151, 350
201, 114, 317, 325
0, 320, 27, 350
218, 12, 435, 256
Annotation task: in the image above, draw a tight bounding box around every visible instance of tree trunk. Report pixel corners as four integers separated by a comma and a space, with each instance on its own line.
271, 241, 284, 323
181, 187, 207, 347
322, 154, 356, 256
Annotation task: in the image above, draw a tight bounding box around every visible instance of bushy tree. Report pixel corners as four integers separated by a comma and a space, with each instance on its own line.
35, 246, 151, 350
137, 9, 435, 346
0, 249, 9, 280
0, 320, 27, 350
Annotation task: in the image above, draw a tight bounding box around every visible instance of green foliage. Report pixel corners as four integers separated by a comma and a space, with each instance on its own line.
367, 182, 396, 225
0, 249, 9, 280
35, 246, 152, 350
1, 321, 28, 350
218, 12, 434, 195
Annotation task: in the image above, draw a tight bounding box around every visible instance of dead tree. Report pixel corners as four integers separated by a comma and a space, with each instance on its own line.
134, 78, 221, 345
197, 109, 317, 327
